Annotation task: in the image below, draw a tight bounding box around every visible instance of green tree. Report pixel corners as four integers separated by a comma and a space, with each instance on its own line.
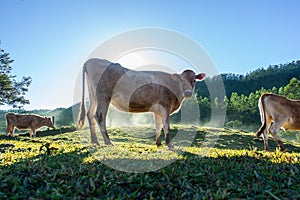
283, 77, 300, 99
278, 86, 284, 95
197, 96, 211, 124
0, 48, 32, 108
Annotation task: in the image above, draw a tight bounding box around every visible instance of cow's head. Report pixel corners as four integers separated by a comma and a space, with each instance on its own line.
172, 70, 206, 98
44, 117, 55, 129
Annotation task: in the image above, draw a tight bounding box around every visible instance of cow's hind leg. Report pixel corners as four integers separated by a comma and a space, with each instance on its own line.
154, 113, 163, 147
255, 124, 265, 139
269, 121, 286, 151
5, 125, 10, 136
5, 120, 14, 136
96, 100, 113, 146
262, 130, 270, 151
6, 124, 12, 136
87, 91, 100, 146
260, 114, 272, 151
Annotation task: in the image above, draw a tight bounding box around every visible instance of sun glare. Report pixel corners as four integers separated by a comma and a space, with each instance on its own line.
115, 49, 193, 73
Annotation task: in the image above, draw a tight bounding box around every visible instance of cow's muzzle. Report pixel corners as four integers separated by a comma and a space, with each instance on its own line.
183, 90, 193, 98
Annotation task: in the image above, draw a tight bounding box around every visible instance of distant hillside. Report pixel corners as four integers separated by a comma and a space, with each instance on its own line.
196, 60, 300, 98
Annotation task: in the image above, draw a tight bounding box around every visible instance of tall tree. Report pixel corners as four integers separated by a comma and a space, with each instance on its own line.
283, 77, 300, 99
0, 48, 32, 108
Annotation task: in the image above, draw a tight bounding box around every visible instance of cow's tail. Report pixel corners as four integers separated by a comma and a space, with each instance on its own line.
77, 64, 86, 130
255, 94, 267, 138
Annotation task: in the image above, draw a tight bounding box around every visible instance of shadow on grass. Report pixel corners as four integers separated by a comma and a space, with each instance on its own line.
190, 129, 300, 152
86, 126, 300, 153
21, 127, 77, 138
214, 133, 300, 152
0, 127, 77, 139
0, 149, 91, 199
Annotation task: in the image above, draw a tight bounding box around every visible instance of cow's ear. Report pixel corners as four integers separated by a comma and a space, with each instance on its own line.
172, 73, 181, 81
195, 73, 206, 81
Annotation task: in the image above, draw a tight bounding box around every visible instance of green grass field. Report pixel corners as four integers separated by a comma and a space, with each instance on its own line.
1, 125, 300, 199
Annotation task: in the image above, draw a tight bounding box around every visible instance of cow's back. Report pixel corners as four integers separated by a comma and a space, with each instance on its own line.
15, 114, 36, 129
264, 94, 298, 116
85, 59, 128, 95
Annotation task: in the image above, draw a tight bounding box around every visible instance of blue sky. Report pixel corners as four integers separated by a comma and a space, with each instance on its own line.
1, 0, 300, 110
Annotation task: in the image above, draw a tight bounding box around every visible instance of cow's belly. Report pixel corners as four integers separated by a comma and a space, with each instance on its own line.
111, 98, 152, 113
111, 86, 160, 113
282, 117, 300, 130
16, 125, 30, 130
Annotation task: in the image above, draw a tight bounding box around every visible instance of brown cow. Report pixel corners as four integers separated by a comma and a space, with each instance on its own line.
255, 93, 300, 151
77, 58, 206, 148
5, 113, 54, 138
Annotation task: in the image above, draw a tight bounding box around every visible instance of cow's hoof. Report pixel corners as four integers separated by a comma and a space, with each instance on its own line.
279, 143, 286, 152
105, 142, 114, 146
7, 134, 15, 137
167, 143, 175, 149
92, 141, 100, 146
255, 136, 262, 140
279, 147, 287, 152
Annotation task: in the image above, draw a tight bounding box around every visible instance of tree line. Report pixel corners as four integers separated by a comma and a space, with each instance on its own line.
196, 60, 300, 98
182, 61, 300, 130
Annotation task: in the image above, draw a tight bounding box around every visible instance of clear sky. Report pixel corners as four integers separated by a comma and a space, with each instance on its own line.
1, 0, 299, 110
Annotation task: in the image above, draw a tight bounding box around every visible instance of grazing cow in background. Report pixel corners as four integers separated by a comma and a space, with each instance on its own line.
77, 58, 206, 148
255, 93, 300, 151
5, 113, 54, 138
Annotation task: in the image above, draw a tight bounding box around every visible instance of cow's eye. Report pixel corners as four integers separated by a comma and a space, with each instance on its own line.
193, 79, 196, 83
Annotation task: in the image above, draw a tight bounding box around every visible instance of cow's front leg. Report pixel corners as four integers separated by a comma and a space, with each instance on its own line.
277, 140, 286, 151
6, 126, 15, 137
33, 129, 37, 138
11, 129, 15, 137
29, 129, 33, 138
154, 113, 163, 146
